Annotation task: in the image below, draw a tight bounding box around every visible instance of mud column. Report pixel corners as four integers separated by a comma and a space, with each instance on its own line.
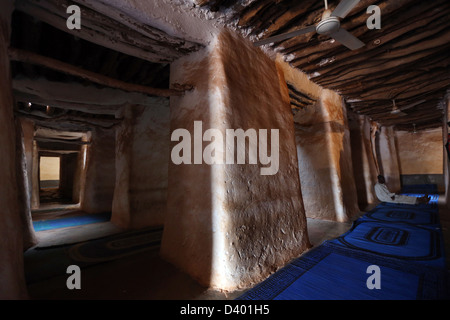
161, 30, 310, 291
0, 2, 29, 299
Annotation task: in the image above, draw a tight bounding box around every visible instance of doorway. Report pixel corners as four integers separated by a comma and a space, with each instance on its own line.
39, 155, 61, 203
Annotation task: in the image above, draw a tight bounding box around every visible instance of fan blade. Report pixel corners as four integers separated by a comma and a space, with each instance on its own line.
330, 28, 364, 50
400, 99, 426, 111
253, 25, 316, 46
391, 110, 407, 116
331, 0, 360, 18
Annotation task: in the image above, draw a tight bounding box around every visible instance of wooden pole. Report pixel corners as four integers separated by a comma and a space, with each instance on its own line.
8, 47, 190, 97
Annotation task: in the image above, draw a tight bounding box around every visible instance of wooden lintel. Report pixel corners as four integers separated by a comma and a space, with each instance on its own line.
34, 137, 91, 145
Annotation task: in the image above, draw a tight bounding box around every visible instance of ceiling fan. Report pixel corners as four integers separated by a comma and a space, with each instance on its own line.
254, 0, 365, 50
390, 99, 426, 116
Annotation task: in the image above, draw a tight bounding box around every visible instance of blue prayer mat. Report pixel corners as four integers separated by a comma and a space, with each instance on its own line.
237, 186, 448, 300
329, 220, 445, 269
238, 242, 448, 300
33, 212, 111, 231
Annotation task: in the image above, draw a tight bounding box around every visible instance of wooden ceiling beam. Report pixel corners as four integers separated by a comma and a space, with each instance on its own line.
12, 76, 170, 117
353, 72, 450, 101
14, 91, 121, 116
238, 0, 276, 28
367, 107, 443, 124
15, 0, 202, 64
305, 23, 450, 84
364, 110, 440, 124
337, 63, 449, 97
296, 9, 449, 76
71, 0, 203, 54
395, 121, 442, 132
229, 0, 450, 128
254, 0, 319, 38
247, 2, 288, 35
332, 47, 450, 92
312, 43, 450, 88
282, 0, 417, 60
390, 81, 450, 102
350, 93, 444, 113
36, 140, 81, 152
378, 112, 443, 127
8, 48, 189, 97
349, 79, 449, 110
330, 66, 449, 108
289, 0, 444, 70
35, 137, 89, 145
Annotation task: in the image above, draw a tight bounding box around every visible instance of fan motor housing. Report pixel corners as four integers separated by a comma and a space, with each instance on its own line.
316, 16, 340, 35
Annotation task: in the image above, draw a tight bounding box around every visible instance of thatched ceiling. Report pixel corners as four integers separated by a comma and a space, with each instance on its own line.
9, 0, 450, 133
9, 1, 200, 133
197, 0, 450, 131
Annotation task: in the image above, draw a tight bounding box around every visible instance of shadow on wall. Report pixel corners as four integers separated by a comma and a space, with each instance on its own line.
349, 117, 368, 210
82, 128, 116, 214
347, 112, 378, 211
294, 92, 361, 222
375, 129, 384, 179
295, 121, 337, 221
376, 126, 402, 193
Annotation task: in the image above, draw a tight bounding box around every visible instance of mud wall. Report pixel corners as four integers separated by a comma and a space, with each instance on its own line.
443, 97, 450, 207
81, 128, 116, 213
161, 30, 310, 291
278, 57, 359, 222
395, 128, 443, 175
378, 126, 402, 192
39, 156, 60, 182
112, 99, 170, 229
20, 118, 35, 203
347, 111, 379, 210
395, 128, 444, 191
0, 2, 28, 299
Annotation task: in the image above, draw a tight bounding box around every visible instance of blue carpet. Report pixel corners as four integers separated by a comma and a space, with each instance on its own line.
274, 252, 420, 300
238, 242, 448, 300
329, 221, 445, 269
33, 213, 111, 231
401, 184, 438, 194
360, 205, 439, 226
238, 185, 449, 300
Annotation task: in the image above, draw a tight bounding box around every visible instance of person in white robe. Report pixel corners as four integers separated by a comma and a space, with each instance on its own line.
374, 175, 430, 205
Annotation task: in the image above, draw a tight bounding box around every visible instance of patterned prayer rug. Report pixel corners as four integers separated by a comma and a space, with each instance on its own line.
67, 226, 163, 265
238, 186, 449, 300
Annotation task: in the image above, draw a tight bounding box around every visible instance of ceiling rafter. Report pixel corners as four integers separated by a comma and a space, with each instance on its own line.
212, 0, 450, 130
15, 0, 203, 64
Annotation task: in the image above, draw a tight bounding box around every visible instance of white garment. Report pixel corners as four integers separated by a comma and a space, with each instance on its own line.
374, 182, 417, 205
